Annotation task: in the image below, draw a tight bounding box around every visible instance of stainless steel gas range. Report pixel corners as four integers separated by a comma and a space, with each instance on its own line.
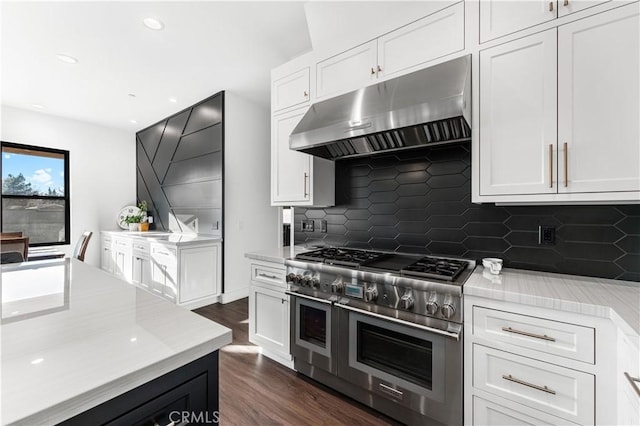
285, 247, 476, 426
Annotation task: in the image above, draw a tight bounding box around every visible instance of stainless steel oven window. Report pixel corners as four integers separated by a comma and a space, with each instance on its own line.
294, 297, 332, 358
348, 312, 446, 402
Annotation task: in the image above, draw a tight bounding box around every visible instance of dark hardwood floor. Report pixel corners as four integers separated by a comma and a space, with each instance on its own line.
194, 299, 399, 426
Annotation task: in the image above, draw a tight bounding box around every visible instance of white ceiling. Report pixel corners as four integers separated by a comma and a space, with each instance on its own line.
1, 1, 313, 131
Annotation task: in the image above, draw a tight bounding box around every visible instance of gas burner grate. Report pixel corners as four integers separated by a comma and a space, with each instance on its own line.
400, 257, 467, 281
295, 247, 389, 268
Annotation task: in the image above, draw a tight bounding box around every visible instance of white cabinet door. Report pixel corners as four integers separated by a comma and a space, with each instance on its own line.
272, 67, 310, 112
249, 285, 289, 356
179, 244, 220, 303
150, 245, 177, 302
480, 29, 558, 195
473, 396, 581, 426
558, 4, 640, 194
480, 0, 557, 43
378, 2, 465, 79
558, 0, 611, 18
132, 254, 151, 290
113, 238, 133, 283
271, 107, 311, 204
316, 40, 377, 99
100, 235, 113, 274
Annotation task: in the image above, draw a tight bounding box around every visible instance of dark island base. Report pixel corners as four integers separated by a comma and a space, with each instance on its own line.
60, 351, 219, 426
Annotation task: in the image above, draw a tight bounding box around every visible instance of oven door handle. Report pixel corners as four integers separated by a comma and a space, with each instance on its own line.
335, 303, 461, 341
284, 291, 333, 305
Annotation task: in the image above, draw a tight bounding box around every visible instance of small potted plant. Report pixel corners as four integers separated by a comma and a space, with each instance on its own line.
124, 213, 143, 231
138, 201, 150, 232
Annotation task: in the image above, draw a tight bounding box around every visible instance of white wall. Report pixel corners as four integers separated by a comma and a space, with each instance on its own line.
1, 106, 136, 266
223, 92, 279, 303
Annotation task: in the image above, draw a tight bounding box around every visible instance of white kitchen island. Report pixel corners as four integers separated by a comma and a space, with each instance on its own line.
1, 258, 231, 425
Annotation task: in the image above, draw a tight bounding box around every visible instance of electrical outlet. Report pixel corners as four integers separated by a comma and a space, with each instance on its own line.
301, 220, 314, 232
538, 225, 555, 245
320, 220, 327, 233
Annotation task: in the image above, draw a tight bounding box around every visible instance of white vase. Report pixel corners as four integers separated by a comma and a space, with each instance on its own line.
128, 223, 139, 231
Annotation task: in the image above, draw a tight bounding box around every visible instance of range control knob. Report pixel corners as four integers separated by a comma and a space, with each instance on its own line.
364, 286, 378, 302
286, 273, 296, 283
426, 299, 439, 315
300, 276, 311, 287
441, 303, 456, 319
399, 294, 414, 310
331, 281, 344, 293
310, 278, 320, 289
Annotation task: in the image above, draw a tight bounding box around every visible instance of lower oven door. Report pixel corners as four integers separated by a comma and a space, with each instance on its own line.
336, 304, 462, 425
289, 293, 338, 374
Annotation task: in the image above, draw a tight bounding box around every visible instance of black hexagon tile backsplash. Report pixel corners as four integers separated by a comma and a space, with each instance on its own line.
295, 143, 640, 282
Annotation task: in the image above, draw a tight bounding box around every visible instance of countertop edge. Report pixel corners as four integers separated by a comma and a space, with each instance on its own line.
13, 331, 232, 425
465, 267, 640, 337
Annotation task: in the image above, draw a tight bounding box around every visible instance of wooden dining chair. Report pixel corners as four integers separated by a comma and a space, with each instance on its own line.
0, 236, 29, 262
1, 231, 23, 238
73, 231, 93, 262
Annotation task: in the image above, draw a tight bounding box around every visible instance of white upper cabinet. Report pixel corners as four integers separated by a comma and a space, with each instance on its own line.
480, 0, 612, 43
480, 29, 557, 196
377, 2, 465, 79
558, 3, 640, 194
480, 0, 557, 42
316, 2, 465, 99
271, 107, 335, 206
316, 40, 377, 99
478, 3, 640, 202
272, 67, 310, 112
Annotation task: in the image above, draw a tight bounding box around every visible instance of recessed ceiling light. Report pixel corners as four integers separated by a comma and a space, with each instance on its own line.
168, 97, 177, 103
31, 358, 44, 365
143, 17, 164, 31
130, 119, 138, 124
56, 54, 78, 64
31, 104, 45, 109
128, 93, 136, 98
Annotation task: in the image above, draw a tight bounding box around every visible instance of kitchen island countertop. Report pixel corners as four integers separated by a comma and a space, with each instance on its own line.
465, 267, 640, 336
1, 258, 231, 425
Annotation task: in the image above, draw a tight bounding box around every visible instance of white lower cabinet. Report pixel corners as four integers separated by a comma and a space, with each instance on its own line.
100, 232, 221, 309
464, 296, 626, 426
248, 260, 292, 368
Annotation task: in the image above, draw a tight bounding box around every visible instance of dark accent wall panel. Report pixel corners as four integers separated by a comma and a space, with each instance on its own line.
136, 92, 224, 236
295, 143, 640, 282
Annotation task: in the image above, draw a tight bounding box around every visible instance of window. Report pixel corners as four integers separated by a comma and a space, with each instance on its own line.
1, 141, 70, 246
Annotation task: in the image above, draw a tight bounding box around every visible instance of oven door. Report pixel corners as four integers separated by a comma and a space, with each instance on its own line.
288, 292, 338, 374
336, 304, 462, 425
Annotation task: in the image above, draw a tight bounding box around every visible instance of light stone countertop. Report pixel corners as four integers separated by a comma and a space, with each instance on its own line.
245, 245, 311, 264
101, 230, 222, 245
1, 258, 232, 425
465, 267, 640, 336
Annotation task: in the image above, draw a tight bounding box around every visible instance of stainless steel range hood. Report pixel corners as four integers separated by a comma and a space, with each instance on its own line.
290, 55, 471, 160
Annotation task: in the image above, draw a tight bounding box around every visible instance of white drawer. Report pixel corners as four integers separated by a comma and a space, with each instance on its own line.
251, 264, 285, 288
114, 238, 132, 250
151, 245, 177, 262
473, 306, 595, 364
473, 344, 594, 425
473, 396, 580, 426
132, 240, 150, 255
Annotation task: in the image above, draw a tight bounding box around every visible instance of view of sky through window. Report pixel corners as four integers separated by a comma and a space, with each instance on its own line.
2, 151, 65, 196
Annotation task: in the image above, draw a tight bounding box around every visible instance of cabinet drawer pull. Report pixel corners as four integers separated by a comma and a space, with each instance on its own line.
625, 372, 640, 398
502, 374, 556, 395
549, 144, 553, 188
258, 273, 279, 280
548, 1, 554, 12
370, 67, 376, 75
563, 0, 569, 5
303, 91, 308, 98
501, 326, 556, 342
303, 173, 309, 197
564, 142, 568, 187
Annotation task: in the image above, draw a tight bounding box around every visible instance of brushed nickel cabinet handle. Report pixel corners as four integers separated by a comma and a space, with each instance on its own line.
563, 0, 569, 6
502, 326, 556, 342
549, 144, 553, 188
303, 173, 309, 197
502, 374, 556, 395
370, 67, 376, 75
549, 1, 554, 12
259, 273, 279, 280
564, 142, 568, 187
625, 372, 640, 398
303, 91, 308, 98
377, 65, 382, 74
